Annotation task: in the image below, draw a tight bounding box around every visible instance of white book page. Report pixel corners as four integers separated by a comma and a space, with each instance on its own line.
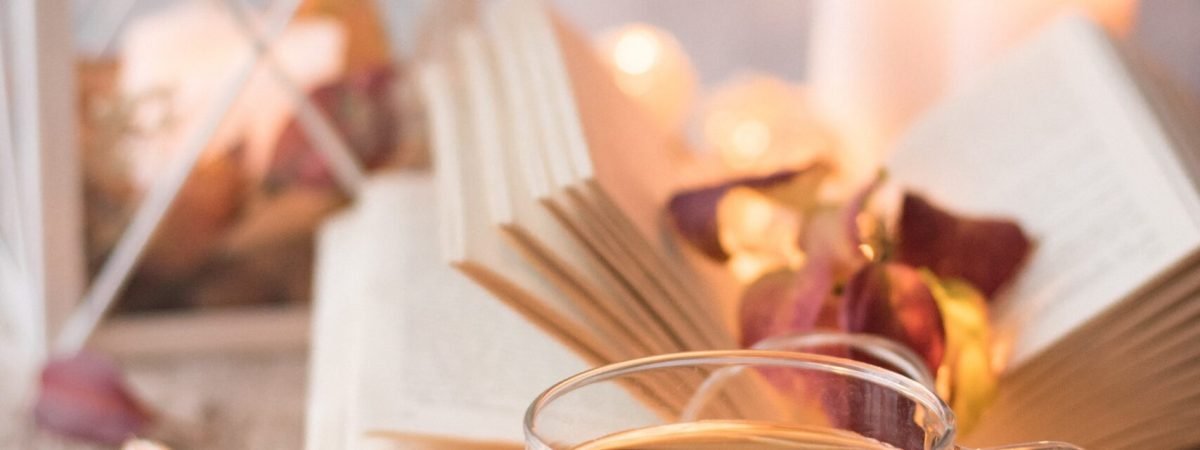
419, 50, 625, 363
482, 4, 696, 357
453, 29, 657, 361
889, 16, 1200, 369
345, 174, 654, 444
306, 208, 365, 450
504, 0, 735, 348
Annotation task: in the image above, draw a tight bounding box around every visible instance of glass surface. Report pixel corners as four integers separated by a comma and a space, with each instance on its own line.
525, 345, 1080, 450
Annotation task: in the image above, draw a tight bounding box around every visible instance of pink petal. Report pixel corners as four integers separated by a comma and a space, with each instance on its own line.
738, 256, 835, 348
896, 193, 1032, 299
35, 352, 153, 445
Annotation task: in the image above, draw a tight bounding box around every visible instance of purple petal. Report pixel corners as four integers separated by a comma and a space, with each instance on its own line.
738, 256, 835, 348
35, 352, 153, 445
896, 193, 1032, 299
668, 170, 803, 261
840, 263, 946, 373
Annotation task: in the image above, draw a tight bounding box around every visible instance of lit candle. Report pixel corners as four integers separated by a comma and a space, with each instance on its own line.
596, 23, 697, 132
701, 74, 834, 173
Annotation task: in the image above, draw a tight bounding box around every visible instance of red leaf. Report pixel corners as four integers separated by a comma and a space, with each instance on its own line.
840, 263, 946, 373
896, 193, 1032, 299
667, 170, 801, 261
34, 352, 153, 445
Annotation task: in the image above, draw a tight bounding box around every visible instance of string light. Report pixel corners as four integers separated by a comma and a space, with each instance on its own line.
702, 74, 833, 172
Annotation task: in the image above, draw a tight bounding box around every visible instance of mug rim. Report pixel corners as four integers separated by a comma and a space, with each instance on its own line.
523, 349, 957, 449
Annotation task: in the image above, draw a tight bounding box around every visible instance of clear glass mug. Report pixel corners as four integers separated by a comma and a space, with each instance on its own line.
524, 334, 1080, 450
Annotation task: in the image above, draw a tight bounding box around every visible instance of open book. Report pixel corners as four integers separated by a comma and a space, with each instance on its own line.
889, 15, 1200, 450
309, 4, 1200, 450
309, 1, 740, 447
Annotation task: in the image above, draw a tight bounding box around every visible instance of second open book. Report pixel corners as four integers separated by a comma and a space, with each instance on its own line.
308, 2, 1200, 449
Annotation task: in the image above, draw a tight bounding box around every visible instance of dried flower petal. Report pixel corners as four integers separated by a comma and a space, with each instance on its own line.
35, 352, 153, 445
840, 263, 946, 373
738, 257, 835, 348
800, 208, 864, 279
667, 170, 802, 261
920, 271, 997, 434
896, 193, 1032, 299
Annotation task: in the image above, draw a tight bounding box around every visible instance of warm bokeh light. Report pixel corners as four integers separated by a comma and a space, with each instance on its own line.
612, 27, 662, 76
729, 119, 772, 164
702, 74, 833, 172
597, 23, 697, 132
717, 187, 805, 282
727, 253, 778, 283
858, 243, 876, 261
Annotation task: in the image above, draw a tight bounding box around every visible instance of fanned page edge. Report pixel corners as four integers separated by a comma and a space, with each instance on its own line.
507, 3, 699, 354
966, 257, 1200, 448
482, 0, 702, 356
419, 41, 622, 366
448, 21, 676, 365
526, 1, 736, 349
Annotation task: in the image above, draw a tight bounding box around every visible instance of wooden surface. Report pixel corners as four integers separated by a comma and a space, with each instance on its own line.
1, 350, 308, 449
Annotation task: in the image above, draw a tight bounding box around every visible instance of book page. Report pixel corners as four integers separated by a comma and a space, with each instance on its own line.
344, 174, 656, 445
888, 16, 1200, 370
306, 208, 364, 450
481, 3, 697, 356
439, 30, 709, 412
518, 1, 736, 348
420, 41, 648, 365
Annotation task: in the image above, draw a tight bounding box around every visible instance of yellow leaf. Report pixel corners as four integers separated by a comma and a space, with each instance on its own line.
919, 270, 997, 434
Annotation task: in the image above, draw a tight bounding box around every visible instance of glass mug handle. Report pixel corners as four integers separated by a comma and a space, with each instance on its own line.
749, 332, 1082, 450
